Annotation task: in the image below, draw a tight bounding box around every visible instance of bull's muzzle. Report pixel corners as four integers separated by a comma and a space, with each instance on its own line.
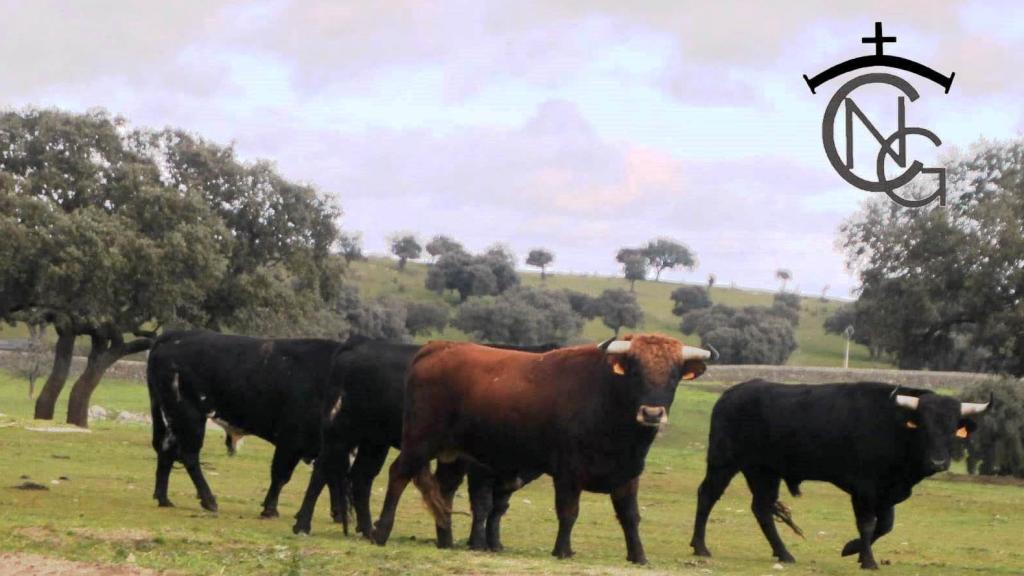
636, 405, 668, 427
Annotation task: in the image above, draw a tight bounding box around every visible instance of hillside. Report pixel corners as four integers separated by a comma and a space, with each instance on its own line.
350, 257, 892, 369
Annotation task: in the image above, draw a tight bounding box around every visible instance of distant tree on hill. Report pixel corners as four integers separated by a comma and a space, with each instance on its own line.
454, 286, 583, 345
403, 301, 449, 336
775, 269, 792, 292
670, 286, 712, 317
771, 292, 802, 326
390, 234, 422, 270
526, 248, 554, 280
425, 235, 464, 261
707, 273, 717, 293
820, 284, 830, 302
681, 304, 796, 364
616, 248, 648, 292
338, 232, 365, 263
563, 289, 599, 320
642, 238, 696, 281
425, 246, 519, 302
596, 289, 643, 336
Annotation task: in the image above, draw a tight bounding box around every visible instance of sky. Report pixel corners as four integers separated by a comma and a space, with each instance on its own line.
2, 1, 1022, 297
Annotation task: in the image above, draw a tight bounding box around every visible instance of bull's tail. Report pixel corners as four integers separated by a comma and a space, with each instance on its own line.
146, 352, 175, 455
412, 466, 451, 529
772, 501, 805, 539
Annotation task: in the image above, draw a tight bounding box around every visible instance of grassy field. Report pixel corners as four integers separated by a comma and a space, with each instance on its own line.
349, 258, 891, 368
2, 371, 1022, 575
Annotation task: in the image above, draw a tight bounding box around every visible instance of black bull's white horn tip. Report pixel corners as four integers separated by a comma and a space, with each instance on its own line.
895, 395, 920, 410
960, 400, 990, 416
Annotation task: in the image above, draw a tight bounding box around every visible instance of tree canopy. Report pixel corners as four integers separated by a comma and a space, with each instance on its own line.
680, 304, 797, 364
839, 140, 1024, 375
670, 286, 712, 317
643, 238, 696, 281
426, 244, 519, 302
595, 288, 643, 336
390, 234, 422, 270
526, 248, 554, 279
453, 286, 583, 345
0, 109, 368, 426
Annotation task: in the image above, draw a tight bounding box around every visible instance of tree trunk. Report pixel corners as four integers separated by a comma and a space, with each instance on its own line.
33, 325, 75, 420
66, 334, 152, 428
629, 279, 636, 292
541, 266, 546, 280
655, 268, 662, 281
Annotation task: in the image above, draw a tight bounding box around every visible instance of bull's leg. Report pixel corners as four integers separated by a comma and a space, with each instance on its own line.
690, 465, 737, 557
486, 478, 512, 551
466, 466, 495, 551
153, 450, 176, 508
850, 498, 880, 570
350, 442, 389, 539
434, 459, 468, 549
842, 506, 894, 558
261, 447, 302, 518
611, 477, 647, 564
373, 450, 431, 546
745, 470, 795, 563
293, 457, 332, 535
551, 477, 581, 559
181, 450, 218, 512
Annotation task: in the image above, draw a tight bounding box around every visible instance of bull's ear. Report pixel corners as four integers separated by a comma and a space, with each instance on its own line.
681, 360, 707, 381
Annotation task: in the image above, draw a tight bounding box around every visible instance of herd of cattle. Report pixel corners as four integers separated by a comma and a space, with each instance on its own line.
145, 329, 991, 570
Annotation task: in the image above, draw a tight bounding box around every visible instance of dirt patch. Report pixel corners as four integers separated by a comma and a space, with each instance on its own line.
68, 528, 154, 544
0, 553, 158, 576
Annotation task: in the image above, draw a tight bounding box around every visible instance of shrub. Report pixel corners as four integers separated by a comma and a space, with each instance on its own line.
957, 379, 1024, 477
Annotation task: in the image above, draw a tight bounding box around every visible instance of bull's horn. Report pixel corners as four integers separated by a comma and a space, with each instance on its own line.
681, 345, 712, 361
895, 395, 919, 410
960, 400, 990, 416
605, 340, 631, 354
706, 343, 720, 361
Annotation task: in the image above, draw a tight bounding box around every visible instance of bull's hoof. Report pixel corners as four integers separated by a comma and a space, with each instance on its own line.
776, 551, 796, 564
692, 545, 712, 558
292, 521, 311, 535
260, 508, 279, 519
468, 538, 488, 552
200, 498, 218, 513
860, 559, 879, 570
841, 539, 862, 557
436, 527, 453, 549
157, 499, 175, 508
371, 523, 392, 546
488, 541, 505, 553
551, 547, 574, 559
627, 553, 648, 565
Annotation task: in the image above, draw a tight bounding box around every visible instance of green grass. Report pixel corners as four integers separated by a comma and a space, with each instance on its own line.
2, 372, 1022, 575
350, 258, 891, 368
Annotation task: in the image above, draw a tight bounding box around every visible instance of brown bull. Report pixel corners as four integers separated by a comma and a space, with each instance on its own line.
371, 334, 713, 564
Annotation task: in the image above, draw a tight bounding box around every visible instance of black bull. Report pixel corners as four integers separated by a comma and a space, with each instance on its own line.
293, 339, 555, 549
690, 379, 990, 570
146, 330, 344, 517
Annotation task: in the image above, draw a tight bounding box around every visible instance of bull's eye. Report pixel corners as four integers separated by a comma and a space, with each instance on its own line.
956, 426, 969, 439
905, 421, 918, 429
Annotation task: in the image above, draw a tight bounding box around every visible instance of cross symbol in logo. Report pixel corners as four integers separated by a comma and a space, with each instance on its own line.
862, 22, 896, 56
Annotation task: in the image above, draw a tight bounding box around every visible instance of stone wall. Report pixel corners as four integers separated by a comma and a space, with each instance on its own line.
1, 349, 1011, 391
